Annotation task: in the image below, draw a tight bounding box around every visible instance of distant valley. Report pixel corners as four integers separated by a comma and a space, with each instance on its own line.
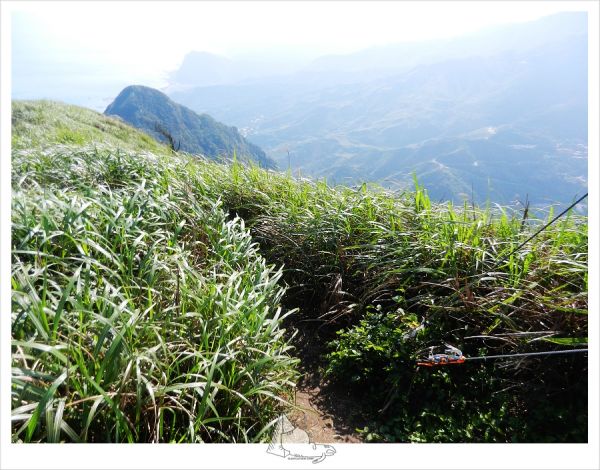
170, 12, 588, 209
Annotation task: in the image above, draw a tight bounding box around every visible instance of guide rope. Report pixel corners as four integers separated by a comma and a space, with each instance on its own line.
416, 194, 589, 368
416, 345, 588, 367
493, 192, 588, 268
465, 348, 588, 361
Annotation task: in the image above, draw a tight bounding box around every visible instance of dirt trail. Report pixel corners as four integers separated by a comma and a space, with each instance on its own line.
286, 324, 365, 444
290, 379, 362, 443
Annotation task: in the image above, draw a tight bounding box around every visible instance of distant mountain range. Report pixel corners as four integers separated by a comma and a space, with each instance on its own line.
167, 51, 301, 92
104, 85, 276, 168
169, 12, 588, 209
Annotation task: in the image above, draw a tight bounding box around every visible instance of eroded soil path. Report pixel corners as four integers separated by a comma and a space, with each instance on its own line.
286, 324, 365, 443
289, 375, 362, 443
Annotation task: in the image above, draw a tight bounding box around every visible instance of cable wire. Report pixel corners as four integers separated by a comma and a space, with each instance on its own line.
493, 192, 588, 268
465, 348, 588, 361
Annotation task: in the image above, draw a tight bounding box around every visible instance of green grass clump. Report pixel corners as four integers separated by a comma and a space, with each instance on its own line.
12, 143, 298, 443
11, 100, 587, 443
54, 127, 87, 145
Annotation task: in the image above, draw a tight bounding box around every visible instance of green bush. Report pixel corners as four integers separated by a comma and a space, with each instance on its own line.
325, 306, 420, 389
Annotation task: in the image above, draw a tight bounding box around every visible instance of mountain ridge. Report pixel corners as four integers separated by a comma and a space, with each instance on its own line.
105, 85, 276, 168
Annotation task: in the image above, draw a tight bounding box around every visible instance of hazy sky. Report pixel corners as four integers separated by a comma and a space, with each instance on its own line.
9, 1, 589, 108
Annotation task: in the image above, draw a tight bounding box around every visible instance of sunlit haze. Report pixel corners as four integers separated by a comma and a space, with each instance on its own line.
10, 1, 585, 107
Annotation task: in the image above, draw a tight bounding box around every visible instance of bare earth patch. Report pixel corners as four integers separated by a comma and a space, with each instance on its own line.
290, 378, 362, 443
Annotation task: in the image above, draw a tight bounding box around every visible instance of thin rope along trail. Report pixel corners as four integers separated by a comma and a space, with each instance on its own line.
420, 192, 588, 329
493, 192, 588, 269
465, 348, 588, 361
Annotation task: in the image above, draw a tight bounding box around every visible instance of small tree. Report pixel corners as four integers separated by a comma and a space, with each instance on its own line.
154, 123, 181, 151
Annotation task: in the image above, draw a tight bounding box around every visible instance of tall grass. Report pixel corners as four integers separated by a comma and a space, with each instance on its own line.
12, 146, 298, 443
11, 100, 587, 443
204, 162, 587, 332
191, 157, 587, 442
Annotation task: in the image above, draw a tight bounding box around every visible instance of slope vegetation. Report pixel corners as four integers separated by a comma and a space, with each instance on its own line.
11, 101, 588, 443
12, 101, 295, 443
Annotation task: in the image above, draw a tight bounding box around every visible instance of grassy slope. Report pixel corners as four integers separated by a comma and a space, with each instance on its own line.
12, 100, 166, 153
11, 101, 297, 443
11, 101, 588, 443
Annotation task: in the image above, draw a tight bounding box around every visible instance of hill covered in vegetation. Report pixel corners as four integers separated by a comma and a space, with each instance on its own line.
11, 101, 587, 443
104, 85, 275, 168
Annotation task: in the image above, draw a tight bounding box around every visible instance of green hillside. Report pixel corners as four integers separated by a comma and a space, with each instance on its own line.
104, 85, 276, 169
11, 101, 587, 443
12, 100, 168, 153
